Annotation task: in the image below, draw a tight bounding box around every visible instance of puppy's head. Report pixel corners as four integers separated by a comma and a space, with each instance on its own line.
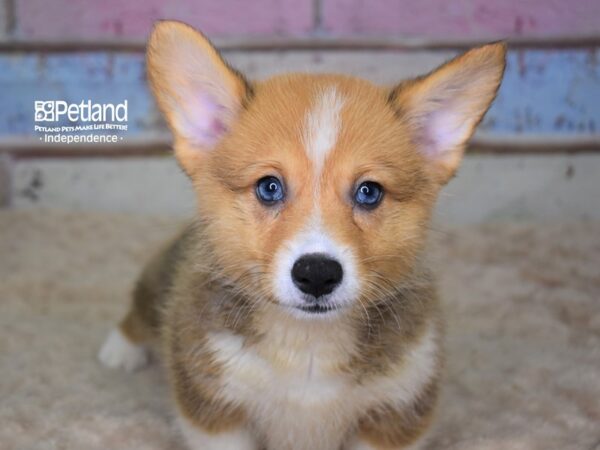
147, 21, 505, 319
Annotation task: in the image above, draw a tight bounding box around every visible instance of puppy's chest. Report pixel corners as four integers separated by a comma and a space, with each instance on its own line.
202, 322, 439, 449
206, 327, 365, 448
206, 328, 356, 408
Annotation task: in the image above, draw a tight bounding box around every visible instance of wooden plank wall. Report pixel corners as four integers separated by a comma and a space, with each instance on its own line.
0, 0, 598, 220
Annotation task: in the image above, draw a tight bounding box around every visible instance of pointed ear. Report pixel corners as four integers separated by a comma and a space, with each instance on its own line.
390, 43, 506, 184
146, 21, 252, 174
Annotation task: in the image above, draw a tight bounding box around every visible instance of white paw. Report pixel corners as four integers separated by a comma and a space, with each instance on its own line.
98, 328, 149, 372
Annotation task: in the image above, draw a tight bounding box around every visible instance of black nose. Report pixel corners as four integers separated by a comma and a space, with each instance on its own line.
291, 253, 343, 299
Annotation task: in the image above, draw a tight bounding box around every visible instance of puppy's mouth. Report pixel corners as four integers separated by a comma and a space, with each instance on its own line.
295, 303, 339, 315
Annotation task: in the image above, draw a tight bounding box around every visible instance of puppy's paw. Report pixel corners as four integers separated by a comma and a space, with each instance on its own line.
98, 327, 149, 372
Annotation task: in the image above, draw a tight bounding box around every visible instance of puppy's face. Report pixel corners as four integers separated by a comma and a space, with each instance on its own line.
147, 21, 505, 319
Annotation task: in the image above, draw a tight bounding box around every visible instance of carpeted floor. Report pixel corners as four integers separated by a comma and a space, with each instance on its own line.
1, 209, 599, 450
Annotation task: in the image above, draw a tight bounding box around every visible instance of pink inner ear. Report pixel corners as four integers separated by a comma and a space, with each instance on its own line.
420, 108, 471, 159
179, 92, 229, 147
210, 117, 227, 137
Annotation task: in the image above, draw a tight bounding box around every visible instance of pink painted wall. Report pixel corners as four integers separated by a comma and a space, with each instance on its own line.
322, 0, 600, 39
10, 0, 600, 41
14, 0, 313, 39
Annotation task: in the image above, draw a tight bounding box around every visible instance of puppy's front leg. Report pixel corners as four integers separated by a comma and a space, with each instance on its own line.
177, 414, 258, 450
346, 385, 437, 450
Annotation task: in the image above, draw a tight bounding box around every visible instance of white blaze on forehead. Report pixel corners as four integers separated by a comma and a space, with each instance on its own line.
302, 86, 345, 175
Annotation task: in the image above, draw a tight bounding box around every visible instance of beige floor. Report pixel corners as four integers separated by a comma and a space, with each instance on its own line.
1, 209, 599, 450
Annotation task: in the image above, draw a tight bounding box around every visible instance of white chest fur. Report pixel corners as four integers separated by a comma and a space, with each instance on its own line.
204, 320, 438, 450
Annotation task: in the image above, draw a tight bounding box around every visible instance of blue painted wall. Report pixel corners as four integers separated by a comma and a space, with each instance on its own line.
486, 50, 600, 135
1, 49, 599, 139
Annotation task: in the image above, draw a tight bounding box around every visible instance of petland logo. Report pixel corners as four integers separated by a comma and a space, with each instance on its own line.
34, 100, 128, 123
34, 100, 128, 144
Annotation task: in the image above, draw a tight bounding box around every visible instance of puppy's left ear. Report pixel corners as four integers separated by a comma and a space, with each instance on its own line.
146, 21, 252, 175
391, 43, 506, 184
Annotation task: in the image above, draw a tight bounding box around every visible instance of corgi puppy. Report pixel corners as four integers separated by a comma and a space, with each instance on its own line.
99, 20, 505, 450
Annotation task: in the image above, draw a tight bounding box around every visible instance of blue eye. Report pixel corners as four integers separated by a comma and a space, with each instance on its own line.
354, 181, 383, 209
256, 176, 285, 205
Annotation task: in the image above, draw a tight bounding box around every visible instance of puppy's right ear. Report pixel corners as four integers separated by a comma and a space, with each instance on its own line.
147, 21, 251, 174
